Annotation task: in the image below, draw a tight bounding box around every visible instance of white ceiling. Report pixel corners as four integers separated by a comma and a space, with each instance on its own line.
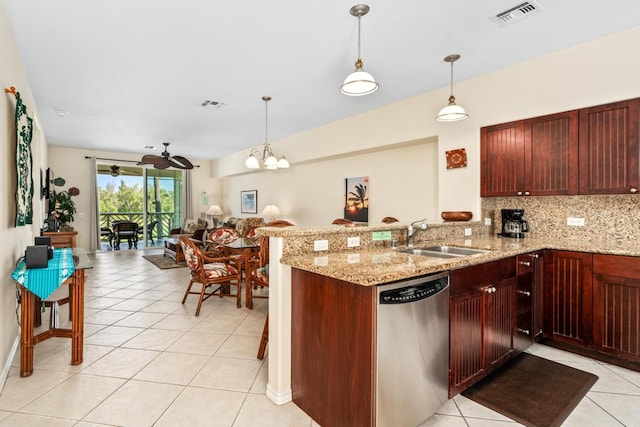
3, 0, 640, 162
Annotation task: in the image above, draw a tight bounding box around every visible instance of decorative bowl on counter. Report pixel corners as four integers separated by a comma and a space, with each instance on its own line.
441, 211, 473, 222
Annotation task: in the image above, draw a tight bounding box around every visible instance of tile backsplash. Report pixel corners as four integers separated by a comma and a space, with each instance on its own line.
482, 195, 640, 242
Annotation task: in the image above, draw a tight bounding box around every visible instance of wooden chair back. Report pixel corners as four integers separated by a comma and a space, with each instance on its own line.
381, 216, 399, 223
332, 218, 353, 225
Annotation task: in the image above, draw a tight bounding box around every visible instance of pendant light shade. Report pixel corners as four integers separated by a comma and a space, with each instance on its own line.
244, 96, 290, 169
436, 54, 468, 122
340, 5, 379, 96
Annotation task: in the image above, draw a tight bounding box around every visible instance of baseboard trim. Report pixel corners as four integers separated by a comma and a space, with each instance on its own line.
1, 335, 20, 389
266, 384, 292, 405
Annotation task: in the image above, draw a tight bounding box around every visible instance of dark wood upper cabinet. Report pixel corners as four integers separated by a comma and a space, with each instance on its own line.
481, 121, 525, 197
481, 111, 579, 197
524, 111, 579, 195
482, 97, 640, 197
579, 99, 640, 194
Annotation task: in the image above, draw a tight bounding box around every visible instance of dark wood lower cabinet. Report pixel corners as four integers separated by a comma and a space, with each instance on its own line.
449, 257, 517, 397
291, 268, 375, 427
593, 254, 640, 362
515, 251, 544, 352
543, 250, 593, 347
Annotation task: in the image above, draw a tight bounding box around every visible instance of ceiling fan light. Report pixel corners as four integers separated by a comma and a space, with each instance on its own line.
436, 97, 469, 122
277, 155, 290, 168
340, 68, 379, 96
245, 154, 260, 169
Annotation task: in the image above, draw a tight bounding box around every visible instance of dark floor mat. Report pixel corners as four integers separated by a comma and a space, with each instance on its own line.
462, 352, 598, 427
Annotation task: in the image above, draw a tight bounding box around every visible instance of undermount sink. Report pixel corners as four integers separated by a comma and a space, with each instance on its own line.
420, 245, 489, 256
400, 245, 489, 258
400, 248, 460, 259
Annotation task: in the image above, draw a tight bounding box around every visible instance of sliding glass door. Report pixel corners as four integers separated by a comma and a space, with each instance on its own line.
97, 163, 183, 250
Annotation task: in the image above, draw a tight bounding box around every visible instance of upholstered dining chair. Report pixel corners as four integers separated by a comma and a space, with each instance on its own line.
179, 236, 242, 316
246, 220, 294, 359
205, 226, 241, 254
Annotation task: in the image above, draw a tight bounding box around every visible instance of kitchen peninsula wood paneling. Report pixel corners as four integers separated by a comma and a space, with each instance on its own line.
481, 111, 579, 197
482, 97, 639, 197
579, 99, 640, 194
291, 268, 375, 427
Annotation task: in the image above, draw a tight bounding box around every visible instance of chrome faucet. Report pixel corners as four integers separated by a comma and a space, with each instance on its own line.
407, 219, 428, 248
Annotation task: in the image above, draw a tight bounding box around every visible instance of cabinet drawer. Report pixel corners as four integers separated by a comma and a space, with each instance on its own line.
593, 254, 640, 279
451, 257, 516, 296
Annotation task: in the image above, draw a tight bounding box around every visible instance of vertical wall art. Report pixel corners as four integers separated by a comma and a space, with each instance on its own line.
6, 87, 34, 226
344, 176, 369, 223
241, 190, 258, 214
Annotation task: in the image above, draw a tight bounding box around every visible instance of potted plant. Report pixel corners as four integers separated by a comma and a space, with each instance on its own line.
48, 177, 79, 231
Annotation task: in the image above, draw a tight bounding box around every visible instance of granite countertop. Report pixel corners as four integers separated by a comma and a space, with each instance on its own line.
280, 236, 640, 286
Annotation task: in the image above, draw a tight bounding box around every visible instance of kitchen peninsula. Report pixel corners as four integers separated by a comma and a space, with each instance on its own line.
259, 222, 640, 425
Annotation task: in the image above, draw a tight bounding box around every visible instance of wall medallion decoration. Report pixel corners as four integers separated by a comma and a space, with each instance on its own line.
446, 148, 467, 169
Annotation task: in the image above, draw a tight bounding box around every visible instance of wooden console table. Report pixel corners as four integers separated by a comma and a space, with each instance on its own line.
42, 230, 77, 248
13, 248, 92, 377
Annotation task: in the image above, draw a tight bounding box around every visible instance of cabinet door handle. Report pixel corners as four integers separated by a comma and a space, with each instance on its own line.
517, 290, 531, 296
485, 286, 497, 294
532, 254, 539, 259
631, 188, 638, 194
519, 261, 531, 267
524, 191, 530, 196
516, 191, 523, 196
517, 328, 530, 335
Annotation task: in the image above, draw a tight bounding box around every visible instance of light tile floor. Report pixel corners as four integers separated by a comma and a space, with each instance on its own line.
1, 249, 639, 426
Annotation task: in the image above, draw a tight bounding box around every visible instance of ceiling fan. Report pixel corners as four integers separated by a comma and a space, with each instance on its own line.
137, 142, 194, 170
97, 164, 139, 177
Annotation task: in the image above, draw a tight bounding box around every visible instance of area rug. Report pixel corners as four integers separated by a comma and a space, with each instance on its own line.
142, 254, 186, 269
461, 352, 598, 427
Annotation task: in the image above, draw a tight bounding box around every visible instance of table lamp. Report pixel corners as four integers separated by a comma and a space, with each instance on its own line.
206, 205, 224, 227
261, 205, 281, 222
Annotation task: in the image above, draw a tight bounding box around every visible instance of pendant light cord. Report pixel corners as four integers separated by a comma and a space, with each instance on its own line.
449, 60, 454, 97
264, 98, 269, 145
357, 14, 362, 60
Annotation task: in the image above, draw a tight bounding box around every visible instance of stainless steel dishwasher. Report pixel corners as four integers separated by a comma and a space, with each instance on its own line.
376, 272, 450, 427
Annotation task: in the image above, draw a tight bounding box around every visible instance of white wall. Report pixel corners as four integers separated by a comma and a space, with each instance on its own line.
0, 3, 48, 382
220, 138, 438, 224
47, 146, 220, 250
212, 26, 640, 223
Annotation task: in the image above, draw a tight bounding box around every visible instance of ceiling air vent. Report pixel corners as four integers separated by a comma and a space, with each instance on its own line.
491, 1, 544, 25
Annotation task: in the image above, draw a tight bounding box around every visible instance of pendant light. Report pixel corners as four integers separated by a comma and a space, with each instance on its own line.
245, 96, 290, 169
435, 54, 469, 122
340, 4, 379, 96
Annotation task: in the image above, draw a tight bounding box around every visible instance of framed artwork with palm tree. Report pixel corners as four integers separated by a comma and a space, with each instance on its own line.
344, 176, 369, 223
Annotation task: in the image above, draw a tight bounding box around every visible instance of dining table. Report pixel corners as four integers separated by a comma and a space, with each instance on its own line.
215, 238, 260, 307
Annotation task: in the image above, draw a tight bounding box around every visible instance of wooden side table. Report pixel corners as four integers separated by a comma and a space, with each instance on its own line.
163, 238, 184, 263
42, 231, 77, 248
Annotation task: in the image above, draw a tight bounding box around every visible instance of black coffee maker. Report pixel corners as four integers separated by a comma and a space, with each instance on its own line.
499, 209, 529, 238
